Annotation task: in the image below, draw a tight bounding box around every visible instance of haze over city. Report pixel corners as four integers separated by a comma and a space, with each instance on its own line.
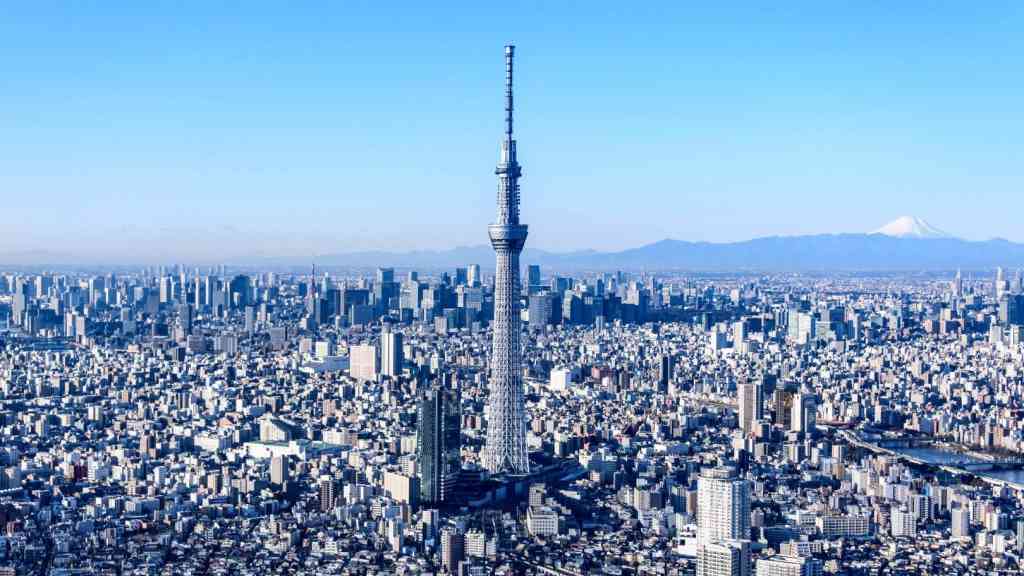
2, 3, 1024, 262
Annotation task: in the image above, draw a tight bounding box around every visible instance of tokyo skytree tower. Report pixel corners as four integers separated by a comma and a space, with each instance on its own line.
483, 45, 530, 475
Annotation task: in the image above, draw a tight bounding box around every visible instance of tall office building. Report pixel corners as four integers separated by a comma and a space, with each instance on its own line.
229, 275, 251, 309
483, 45, 530, 475
178, 304, 193, 336
790, 392, 817, 434
656, 354, 673, 393
159, 276, 173, 304
417, 378, 461, 504
192, 276, 204, 310
999, 293, 1024, 326
737, 381, 763, 434
773, 387, 795, 429
349, 343, 379, 382
528, 292, 554, 327
467, 264, 481, 287
381, 325, 403, 377
527, 264, 541, 294
375, 267, 398, 313
698, 466, 751, 542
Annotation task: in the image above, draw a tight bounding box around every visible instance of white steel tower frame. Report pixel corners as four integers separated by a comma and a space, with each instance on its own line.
483, 45, 530, 475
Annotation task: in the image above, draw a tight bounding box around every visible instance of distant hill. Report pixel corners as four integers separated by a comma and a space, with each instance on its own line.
314, 234, 1024, 271
7, 231, 1024, 272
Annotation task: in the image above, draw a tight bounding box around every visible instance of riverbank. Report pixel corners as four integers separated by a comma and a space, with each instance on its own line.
838, 429, 1024, 492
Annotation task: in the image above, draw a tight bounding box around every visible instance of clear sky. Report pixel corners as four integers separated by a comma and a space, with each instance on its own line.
2, 2, 1022, 262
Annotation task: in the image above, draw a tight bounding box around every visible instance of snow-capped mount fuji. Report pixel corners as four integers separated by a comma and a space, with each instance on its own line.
873, 216, 953, 239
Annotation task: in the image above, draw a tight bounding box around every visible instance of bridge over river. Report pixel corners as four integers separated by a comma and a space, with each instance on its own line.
843, 431, 1024, 474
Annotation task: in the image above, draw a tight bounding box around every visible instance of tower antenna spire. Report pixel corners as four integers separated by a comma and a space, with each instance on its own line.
505, 44, 514, 143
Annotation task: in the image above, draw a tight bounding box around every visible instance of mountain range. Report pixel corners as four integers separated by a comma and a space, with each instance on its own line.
5, 218, 1024, 271
314, 234, 1024, 271
310, 218, 1023, 271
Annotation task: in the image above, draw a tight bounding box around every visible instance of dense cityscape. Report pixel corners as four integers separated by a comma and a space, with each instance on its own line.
4, 20, 1024, 576
5, 257, 1024, 576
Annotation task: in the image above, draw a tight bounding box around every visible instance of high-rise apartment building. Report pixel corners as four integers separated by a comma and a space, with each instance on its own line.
698, 466, 751, 542
319, 475, 336, 512
951, 505, 971, 540
890, 506, 916, 538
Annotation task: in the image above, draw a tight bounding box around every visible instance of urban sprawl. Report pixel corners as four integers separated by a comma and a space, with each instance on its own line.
2, 265, 1024, 575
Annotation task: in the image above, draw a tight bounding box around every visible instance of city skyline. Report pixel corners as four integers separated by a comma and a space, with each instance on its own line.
6, 3, 1024, 575
3, 3, 1024, 260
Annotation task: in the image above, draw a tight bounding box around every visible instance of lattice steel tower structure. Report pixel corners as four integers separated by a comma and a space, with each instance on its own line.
483, 44, 530, 475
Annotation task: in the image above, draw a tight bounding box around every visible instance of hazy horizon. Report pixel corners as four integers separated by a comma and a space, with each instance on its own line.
3, 3, 1023, 260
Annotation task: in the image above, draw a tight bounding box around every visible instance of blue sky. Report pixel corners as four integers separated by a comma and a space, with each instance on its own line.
1, 2, 1022, 261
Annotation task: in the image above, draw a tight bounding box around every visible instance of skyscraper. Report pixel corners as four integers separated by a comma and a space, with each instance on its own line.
417, 378, 461, 504
656, 354, 673, 393
698, 466, 751, 543
790, 392, 816, 434
483, 45, 530, 475
698, 466, 752, 576
349, 343, 379, 381
381, 324, 403, 377
178, 304, 193, 336
737, 381, 763, 434
527, 264, 541, 294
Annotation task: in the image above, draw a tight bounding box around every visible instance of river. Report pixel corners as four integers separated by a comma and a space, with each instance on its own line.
895, 447, 1024, 485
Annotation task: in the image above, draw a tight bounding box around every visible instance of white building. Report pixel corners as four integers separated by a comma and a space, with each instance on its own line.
951, 505, 971, 540
816, 514, 870, 538
349, 343, 379, 381
697, 539, 750, 576
698, 466, 751, 542
890, 506, 916, 538
380, 328, 403, 377
527, 505, 560, 537
755, 555, 822, 576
